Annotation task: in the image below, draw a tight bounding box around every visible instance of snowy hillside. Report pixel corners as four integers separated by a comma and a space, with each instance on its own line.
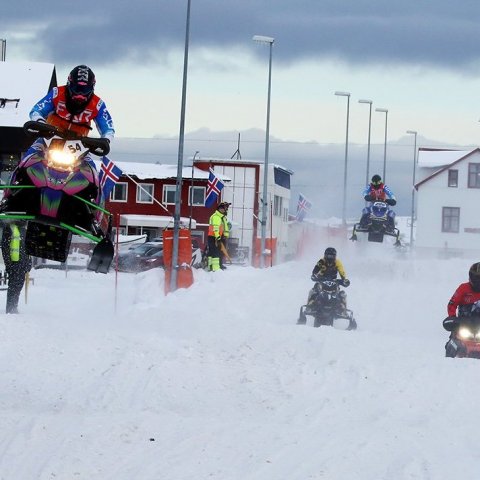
0, 243, 478, 479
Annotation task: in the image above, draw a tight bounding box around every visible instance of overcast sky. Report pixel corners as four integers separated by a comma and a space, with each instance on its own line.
4, 0, 480, 148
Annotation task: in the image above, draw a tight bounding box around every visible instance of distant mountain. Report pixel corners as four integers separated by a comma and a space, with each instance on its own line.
111, 129, 476, 219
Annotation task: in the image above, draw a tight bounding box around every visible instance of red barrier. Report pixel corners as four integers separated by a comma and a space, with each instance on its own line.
163, 229, 194, 294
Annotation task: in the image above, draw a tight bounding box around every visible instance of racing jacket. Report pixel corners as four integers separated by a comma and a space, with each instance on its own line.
447, 282, 480, 316
29, 86, 115, 140
312, 258, 347, 281
362, 183, 396, 202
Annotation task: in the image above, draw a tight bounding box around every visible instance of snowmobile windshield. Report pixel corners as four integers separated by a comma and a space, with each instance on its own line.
372, 202, 387, 217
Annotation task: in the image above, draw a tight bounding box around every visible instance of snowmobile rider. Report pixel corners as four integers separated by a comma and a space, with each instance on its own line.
207, 202, 229, 272
307, 247, 350, 313
443, 263, 480, 331
1, 223, 32, 314
24, 65, 115, 168
359, 174, 397, 232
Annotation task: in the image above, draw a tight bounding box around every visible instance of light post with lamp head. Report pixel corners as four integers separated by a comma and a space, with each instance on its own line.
406, 130, 418, 248
358, 99, 373, 187
171, 0, 192, 292
253, 34, 274, 268
376, 108, 388, 181
335, 91, 351, 226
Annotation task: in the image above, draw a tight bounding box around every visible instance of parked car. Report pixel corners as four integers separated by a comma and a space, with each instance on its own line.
117, 242, 164, 273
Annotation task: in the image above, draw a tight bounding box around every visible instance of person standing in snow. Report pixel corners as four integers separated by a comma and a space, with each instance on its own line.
219, 202, 231, 270
1, 224, 32, 314
207, 202, 228, 272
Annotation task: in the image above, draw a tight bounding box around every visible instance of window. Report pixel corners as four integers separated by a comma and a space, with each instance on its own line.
274, 195, 283, 216
137, 183, 154, 203
442, 207, 460, 233
448, 169, 458, 187
163, 185, 176, 205
188, 186, 206, 206
274, 167, 291, 189
468, 163, 480, 188
110, 182, 127, 202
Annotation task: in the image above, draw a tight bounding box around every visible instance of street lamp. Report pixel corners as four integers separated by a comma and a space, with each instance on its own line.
335, 91, 351, 226
253, 34, 274, 268
406, 130, 418, 248
171, 0, 192, 292
375, 108, 388, 181
359, 99, 373, 187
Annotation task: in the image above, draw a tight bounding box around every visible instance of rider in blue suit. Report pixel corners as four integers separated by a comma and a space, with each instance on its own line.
359, 174, 397, 232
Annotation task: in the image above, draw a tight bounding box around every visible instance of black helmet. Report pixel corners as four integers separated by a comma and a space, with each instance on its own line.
371, 174, 382, 186
324, 247, 337, 263
469, 263, 480, 291
217, 202, 229, 210
67, 65, 96, 107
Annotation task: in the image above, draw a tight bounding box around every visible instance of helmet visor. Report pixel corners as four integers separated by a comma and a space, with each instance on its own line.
68, 82, 93, 102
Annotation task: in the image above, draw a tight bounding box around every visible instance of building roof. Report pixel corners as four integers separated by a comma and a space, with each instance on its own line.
417, 148, 474, 168
93, 160, 231, 182
198, 157, 294, 175
415, 148, 480, 190
0, 61, 56, 127
120, 214, 195, 229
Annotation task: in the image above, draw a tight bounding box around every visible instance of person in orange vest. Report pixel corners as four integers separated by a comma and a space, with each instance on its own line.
1, 224, 32, 314
22, 65, 114, 170
207, 202, 228, 272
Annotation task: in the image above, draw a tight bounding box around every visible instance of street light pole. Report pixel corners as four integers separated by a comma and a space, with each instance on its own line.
359, 99, 372, 187
189, 150, 200, 230
376, 108, 388, 181
171, 0, 192, 292
406, 130, 418, 248
253, 34, 274, 269
335, 91, 351, 226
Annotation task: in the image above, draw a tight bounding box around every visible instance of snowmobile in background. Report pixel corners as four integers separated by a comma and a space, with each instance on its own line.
297, 278, 357, 330
0, 121, 114, 273
444, 303, 480, 358
350, 198, 401, 246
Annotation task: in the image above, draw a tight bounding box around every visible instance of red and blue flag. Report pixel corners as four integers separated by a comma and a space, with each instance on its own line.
98, 157, 123, 199
296, 193, 312, 221
205, 169, 225, 207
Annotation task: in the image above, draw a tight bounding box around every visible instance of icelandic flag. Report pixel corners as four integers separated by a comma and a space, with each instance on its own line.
205, 169, 225, 207
98, 156, 123, 199
296, 193, 312, 221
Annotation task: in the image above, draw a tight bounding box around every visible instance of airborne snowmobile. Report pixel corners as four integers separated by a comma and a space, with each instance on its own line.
0, 121, 114, 273
350, 198, 401, 246
297, 278, 357, 330
444, 303, 480, 358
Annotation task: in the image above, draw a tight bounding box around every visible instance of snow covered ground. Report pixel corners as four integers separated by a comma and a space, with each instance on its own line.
0, 241, 478, 479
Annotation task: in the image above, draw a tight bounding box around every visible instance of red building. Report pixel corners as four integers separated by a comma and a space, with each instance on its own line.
103, 161, 230, 245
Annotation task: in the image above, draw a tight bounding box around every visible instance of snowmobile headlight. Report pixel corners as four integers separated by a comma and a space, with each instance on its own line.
47, 149, 76, 171
458, 327, 474, 340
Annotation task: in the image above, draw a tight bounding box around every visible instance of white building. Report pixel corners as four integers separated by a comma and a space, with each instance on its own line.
415, 148, 480, 254
195, 157, 293, 264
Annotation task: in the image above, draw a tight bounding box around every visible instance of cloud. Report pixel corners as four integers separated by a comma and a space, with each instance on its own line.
4, 1, 480, 71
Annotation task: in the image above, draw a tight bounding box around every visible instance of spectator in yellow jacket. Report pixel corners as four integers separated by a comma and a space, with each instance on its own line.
207, 202, 228, 271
